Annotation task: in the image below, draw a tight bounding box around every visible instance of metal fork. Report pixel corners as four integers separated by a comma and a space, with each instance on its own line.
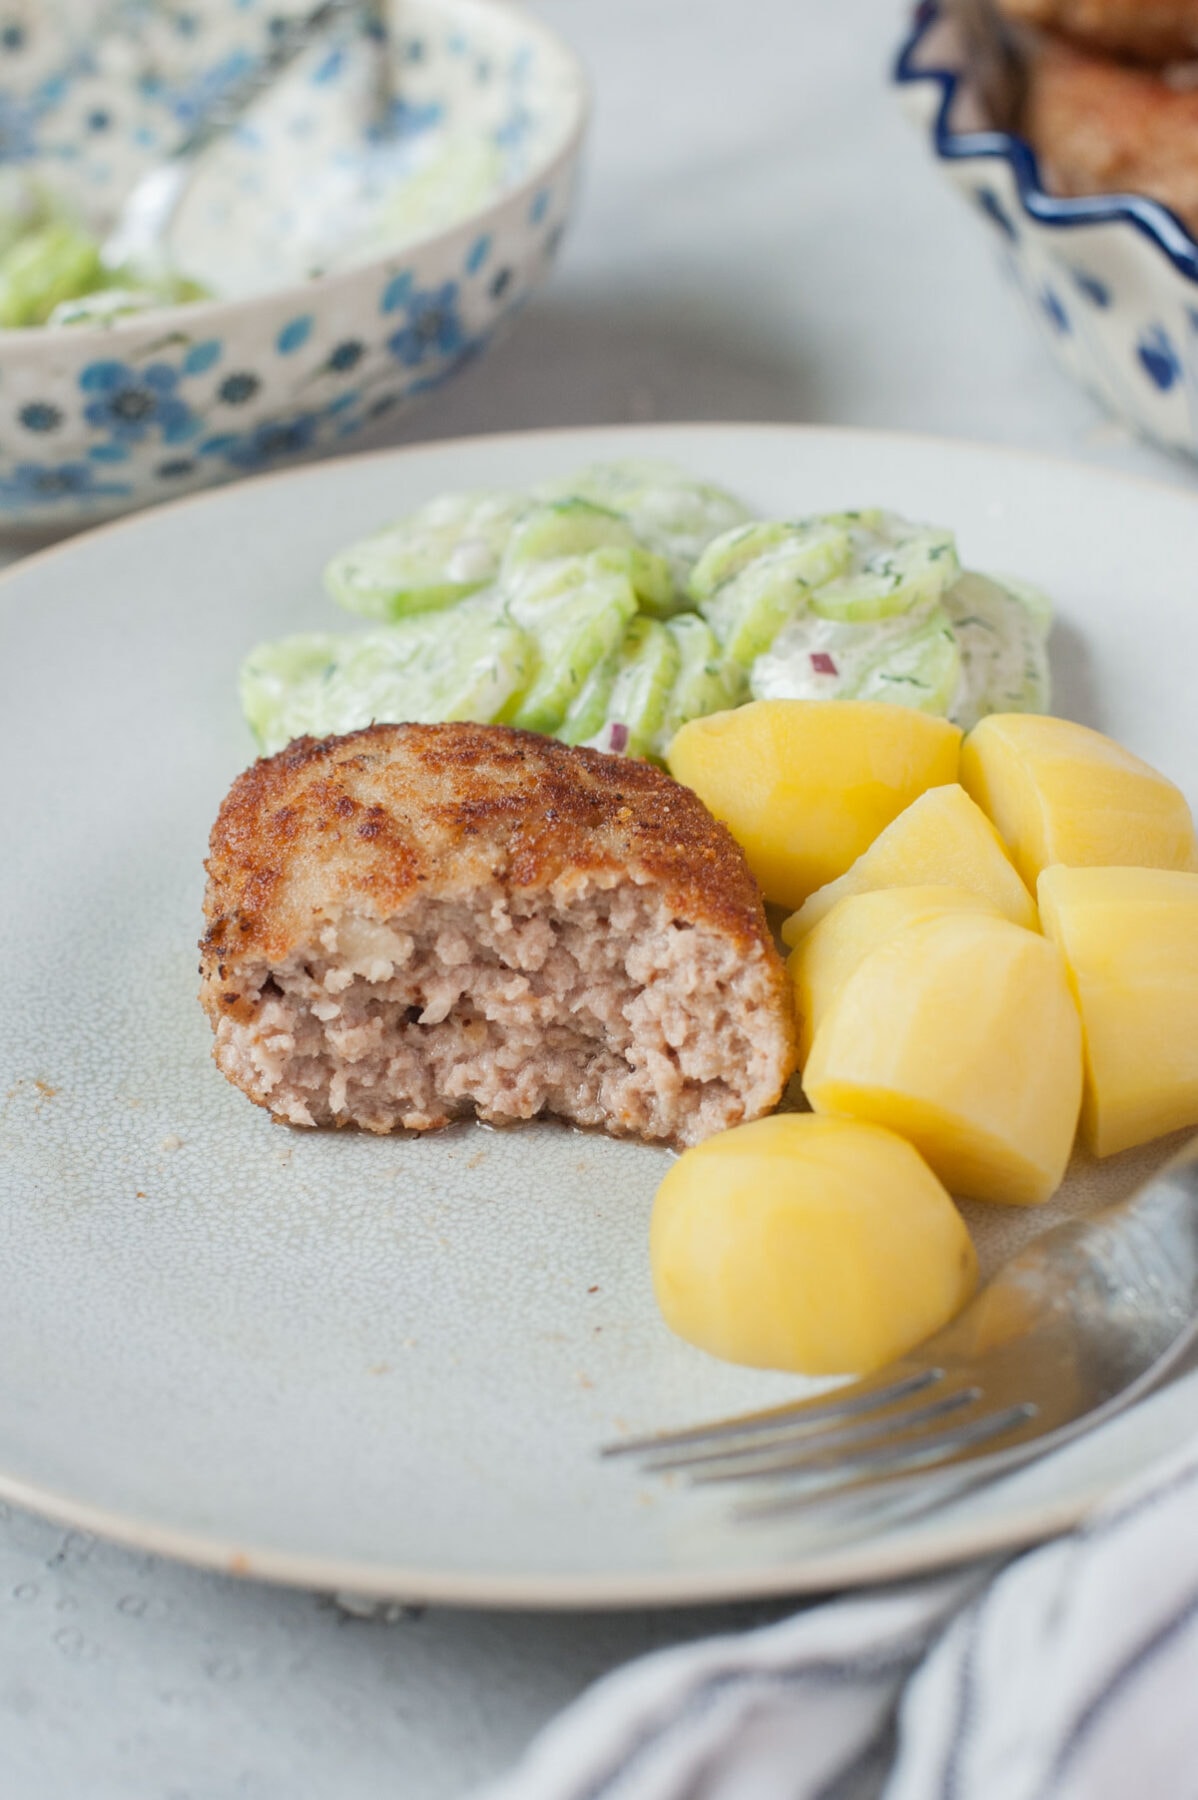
605, 1137, 1198, 1535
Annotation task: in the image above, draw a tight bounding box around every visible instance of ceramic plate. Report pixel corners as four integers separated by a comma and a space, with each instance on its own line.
2, 425, 1196, 1609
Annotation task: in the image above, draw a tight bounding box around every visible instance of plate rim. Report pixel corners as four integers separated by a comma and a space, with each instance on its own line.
0, 1458, 1101, 1608
2, 419, 1192, 1609
0, 418, 1191, 602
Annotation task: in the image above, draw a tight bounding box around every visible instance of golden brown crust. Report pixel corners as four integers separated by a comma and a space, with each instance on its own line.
200, 722, 779, 1010
1000, 0, 1198, 62
1022, 34, 1198, 231
1014, 32, 1198, 230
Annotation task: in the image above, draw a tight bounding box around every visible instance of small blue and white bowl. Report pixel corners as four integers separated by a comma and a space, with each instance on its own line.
895, 0, 1198, 459
0, 0, 587, 530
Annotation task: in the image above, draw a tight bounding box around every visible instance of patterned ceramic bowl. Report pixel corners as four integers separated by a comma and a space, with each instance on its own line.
895, 1, 1198, 459
0, 0, 587, 530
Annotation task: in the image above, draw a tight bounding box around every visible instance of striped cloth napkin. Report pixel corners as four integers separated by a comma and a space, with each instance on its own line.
475, 1440, 1198, 1800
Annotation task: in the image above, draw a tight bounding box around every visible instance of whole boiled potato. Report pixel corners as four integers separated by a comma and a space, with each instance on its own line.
650, 1113, 977, 1376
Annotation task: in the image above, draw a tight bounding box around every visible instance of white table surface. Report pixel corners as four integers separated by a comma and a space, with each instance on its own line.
2, 3, 1194, 1796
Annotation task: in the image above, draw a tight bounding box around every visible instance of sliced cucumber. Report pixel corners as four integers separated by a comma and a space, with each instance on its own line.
535, 459, 753, 599
240, 633, 343, 750
253, 477, 1024, 761
501, 501, 673, 611
0, 219, 107, 328
502, 498, 639, 567
587, 543, 675, 615
652, 614, 746, 757
502, 552, 633, 626
810, 512, 960, 622
750, 602, 962, 716
240, 597, 535, 755
943, 570, 1052, 730
985, 570, 1053, 632
687, 522, 814, 602
557, 649, 619, 747
568, 616, 680, 758
691, 521, 852, 667
324, 488, 527, 620
505, 557, 639, 735
858, 608, 961, 713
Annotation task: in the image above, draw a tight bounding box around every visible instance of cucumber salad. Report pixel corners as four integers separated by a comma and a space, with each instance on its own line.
241, 460, 1052, 759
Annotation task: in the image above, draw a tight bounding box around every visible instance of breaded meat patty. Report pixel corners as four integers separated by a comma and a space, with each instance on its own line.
200, 722, 796, 1147
998, 0, 1198, 63
1023, 34, 1198, 233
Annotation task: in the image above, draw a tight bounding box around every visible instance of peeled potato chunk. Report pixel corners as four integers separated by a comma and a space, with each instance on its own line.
782, 783, 1038, 944
650, 1113, 978, 1376
960, 713, 1198, 891
789, 885, 1006, 1065
1039, 865, 1198, 1157
804, 912, 1083, 1205
666, 700, 961, 909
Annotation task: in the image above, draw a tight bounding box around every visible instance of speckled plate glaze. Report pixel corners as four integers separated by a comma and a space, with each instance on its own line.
2, 424, 1197, 1610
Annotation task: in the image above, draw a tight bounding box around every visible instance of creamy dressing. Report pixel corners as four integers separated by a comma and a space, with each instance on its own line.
239, 462, 1054, 759
0, 124, 505, 323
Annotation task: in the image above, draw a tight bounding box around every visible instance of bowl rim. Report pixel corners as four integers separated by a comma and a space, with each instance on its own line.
894, 0, 1198, 286
0, 0, 590, 348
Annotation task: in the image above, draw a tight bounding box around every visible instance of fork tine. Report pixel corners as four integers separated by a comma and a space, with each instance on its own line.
662, 1384, 985, 1481
732, 1402, 1039, 1519
600, 1365, 943, 1459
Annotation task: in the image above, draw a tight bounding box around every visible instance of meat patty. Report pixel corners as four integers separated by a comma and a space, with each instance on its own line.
998, 0, 1198, 63
1023, 34, 1198, 232
200, 722, 796, 1148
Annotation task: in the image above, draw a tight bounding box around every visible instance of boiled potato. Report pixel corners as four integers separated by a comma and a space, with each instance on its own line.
666, 699, 961, 909
782, 783, 1037, 943
1039, 865, 1198, 1156
960, 713, 1198, 890
788, 884, 1006, 1064
650, 1113, 977, 1375
804, 912, 1083, 1205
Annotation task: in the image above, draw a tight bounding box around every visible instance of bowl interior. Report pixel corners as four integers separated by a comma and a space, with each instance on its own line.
0, 0, 585, 297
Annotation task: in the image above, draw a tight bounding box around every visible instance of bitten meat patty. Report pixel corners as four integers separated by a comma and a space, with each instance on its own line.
200, 723, 796, 1147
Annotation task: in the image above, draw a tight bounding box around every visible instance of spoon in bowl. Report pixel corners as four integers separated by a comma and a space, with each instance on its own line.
101, 0, 393, 279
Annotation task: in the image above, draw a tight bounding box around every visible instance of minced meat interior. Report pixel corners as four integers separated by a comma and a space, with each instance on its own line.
211, 879, 790, 1147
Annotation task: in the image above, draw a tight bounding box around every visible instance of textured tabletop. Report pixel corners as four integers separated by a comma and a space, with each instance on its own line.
1, 2, 1191, 1796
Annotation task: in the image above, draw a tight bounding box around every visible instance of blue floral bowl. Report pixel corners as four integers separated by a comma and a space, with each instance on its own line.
0, 0, 587, 529
895, 1, 1198, 459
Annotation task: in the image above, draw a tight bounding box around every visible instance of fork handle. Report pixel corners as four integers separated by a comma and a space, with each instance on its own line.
1083, 1135, 1198, 1341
